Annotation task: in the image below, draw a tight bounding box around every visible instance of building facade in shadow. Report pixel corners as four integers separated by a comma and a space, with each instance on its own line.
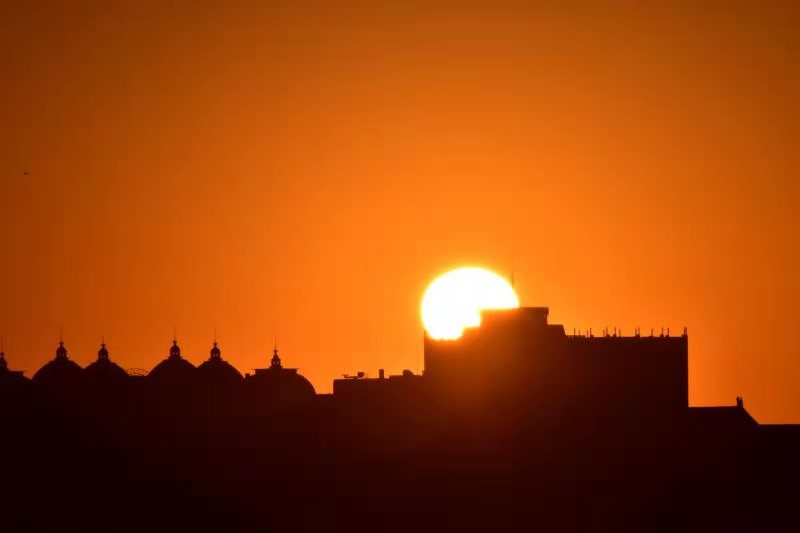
424, 307, 688, 424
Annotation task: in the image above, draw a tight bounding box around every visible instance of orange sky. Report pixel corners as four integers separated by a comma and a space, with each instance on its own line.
1, 1, 798, 421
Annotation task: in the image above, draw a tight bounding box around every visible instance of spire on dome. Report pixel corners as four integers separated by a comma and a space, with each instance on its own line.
210, 341, 221, 360
56, 341, 68, 360
98, 342, 109, 361
270, 348, 282, 369
169, 339, 181, 359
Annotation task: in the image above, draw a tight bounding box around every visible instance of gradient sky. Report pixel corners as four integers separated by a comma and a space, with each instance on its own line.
1, 1, 797, 421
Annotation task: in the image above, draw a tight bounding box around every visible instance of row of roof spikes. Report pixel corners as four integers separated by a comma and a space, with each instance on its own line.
0, 339, 283, 368
568, 327, 689, 338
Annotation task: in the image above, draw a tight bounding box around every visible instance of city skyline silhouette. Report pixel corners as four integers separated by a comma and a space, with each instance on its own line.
1, 318, 695, 384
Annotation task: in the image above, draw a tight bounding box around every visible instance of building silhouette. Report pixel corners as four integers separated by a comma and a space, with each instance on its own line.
0, 350, 29, 405
31, 341, 83, 393
424, 307, 688, 419
195, 341, 243, 416
196, 341, 243, 386
1, 305, 799, 532
244, 347, 316, 410
148, 339, 196, 387
0, 349, 27, 385
83, 342, 129, 387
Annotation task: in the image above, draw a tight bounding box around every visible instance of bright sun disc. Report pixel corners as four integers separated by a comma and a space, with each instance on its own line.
421, 267, 519, 340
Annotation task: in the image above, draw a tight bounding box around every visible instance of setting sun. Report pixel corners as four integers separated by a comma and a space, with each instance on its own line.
421, 267, 520, 340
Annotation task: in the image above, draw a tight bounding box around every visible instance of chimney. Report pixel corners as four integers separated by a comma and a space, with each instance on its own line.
379, 369, 385, 380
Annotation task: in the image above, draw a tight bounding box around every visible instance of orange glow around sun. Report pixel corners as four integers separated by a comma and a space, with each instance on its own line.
421, 267, 520, 340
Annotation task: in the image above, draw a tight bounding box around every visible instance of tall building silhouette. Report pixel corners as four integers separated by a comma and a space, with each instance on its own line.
424, 307, 687, 417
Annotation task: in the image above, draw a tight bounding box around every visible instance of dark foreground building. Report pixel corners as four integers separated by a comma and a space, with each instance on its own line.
1, 307, 799, 532
424, 307, 688, 417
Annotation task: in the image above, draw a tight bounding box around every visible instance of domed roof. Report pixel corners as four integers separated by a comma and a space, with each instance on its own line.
32, 342, 82, 387
196, 342, 243, 386
148, 340, 196, 385
83, 343, 129, 385
245, 349, 315, 404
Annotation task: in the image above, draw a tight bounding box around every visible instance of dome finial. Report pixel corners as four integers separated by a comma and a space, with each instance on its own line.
98, 340, 109, 361
271, 345, 282, 369
169, 338, 181, 359
210, 340, 221, 360
56, 340, 68, 360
